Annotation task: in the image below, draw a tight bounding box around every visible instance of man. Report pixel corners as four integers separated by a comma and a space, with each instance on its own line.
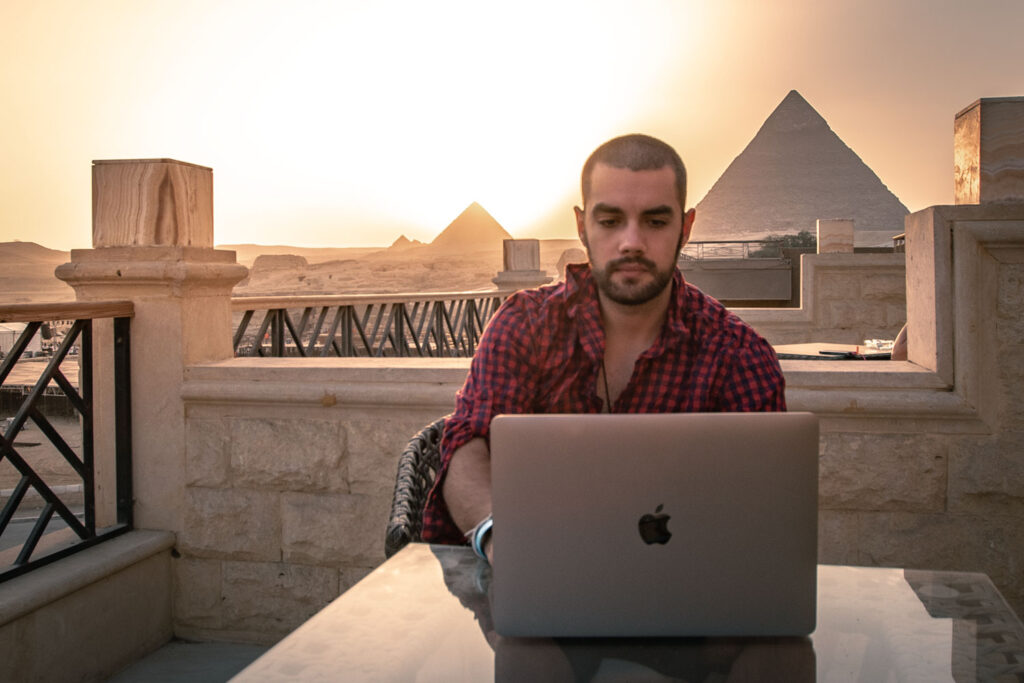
421, 134, 785, 558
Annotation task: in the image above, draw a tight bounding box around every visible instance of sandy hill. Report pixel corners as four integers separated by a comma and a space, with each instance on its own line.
219, 244, 383, 267
0, 241, 70, 265
692, 90, 909, 241
0, 242, 74, 303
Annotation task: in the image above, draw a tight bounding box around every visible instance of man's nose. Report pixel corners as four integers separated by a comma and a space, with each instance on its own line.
619, 218, 644, 253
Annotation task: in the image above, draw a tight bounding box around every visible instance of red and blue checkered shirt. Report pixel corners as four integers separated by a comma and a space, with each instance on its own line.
421, 263, 786, 544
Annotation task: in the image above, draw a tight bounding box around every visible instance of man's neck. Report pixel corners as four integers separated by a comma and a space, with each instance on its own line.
597, 286, 672, 349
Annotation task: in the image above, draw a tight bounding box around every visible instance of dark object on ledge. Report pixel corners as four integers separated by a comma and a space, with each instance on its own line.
384, 416, 446, 558
777, 351, 891, 360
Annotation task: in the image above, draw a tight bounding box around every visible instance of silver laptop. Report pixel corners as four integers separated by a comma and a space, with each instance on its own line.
489, 412, 819, 637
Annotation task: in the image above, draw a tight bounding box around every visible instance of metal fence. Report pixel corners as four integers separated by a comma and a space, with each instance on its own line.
0, 301, 133, 583
680, 240, 789, 260
232, 291, 510, 358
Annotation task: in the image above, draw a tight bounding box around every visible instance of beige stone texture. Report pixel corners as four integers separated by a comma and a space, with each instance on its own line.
92, 159, 214, 248
819, 433, 947, 512
948, 434, 1024, 517
857, 512, 1024, 616
738, 252, 906, 345
56, 243, 247, 536
221, 560, 339, 637
282, 491, 392, 566
0, 531, 174, 682
185, 417, 230, 487
228, 417, 348, 492
173, 557, 224, 630
955, 97, 1024, 204
346, 414, 439, 497
817, 510, 860, 565
816, 218, 855, 253
180, 487, 282, 561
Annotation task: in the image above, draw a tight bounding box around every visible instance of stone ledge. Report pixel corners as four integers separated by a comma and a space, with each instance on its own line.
0, 529, 175, 626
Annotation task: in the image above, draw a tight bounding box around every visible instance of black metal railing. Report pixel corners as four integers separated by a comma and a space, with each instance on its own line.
0, 301, 133, 583
680, 240, 792, 260
232, 291, 509, 358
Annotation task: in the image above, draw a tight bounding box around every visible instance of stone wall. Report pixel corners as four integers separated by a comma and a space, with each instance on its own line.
738, 252, 906, 345
176, 360, 467, 643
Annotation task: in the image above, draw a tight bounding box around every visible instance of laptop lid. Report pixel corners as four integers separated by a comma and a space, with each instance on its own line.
489, 412, 819, 637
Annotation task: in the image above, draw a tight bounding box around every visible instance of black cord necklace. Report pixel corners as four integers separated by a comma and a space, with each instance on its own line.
601, 357, 613, 413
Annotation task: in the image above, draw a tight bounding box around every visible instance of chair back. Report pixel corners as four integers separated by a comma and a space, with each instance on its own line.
384, 416, 446, 558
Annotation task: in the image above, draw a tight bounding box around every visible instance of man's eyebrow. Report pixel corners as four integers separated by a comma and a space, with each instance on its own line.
642, 205, 674, 217
590, 202, 623, 214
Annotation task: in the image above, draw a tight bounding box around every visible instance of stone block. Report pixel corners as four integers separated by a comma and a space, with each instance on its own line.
815, 271, 863, 301
92, 159, 214, 247
818, 510, 860, 565
817, 219, 855, 253
819, 433, 947, 512
859, 274, 906, 301
180, 487, 281, 561
174, 557, 223, 629
281, 492, 391, 566
229, 417, 348, 492
996, 352, 1024, 431
955, 97, 1024, 204
346, 416, 427, 497
185, 417, 229, 486
948, 435, 1024, 516
857, 511, 1024, 616
222, 560, 339, 635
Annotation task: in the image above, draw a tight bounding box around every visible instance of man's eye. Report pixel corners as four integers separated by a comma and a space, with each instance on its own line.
598, 218, 620, 227
648, 219, 668, 228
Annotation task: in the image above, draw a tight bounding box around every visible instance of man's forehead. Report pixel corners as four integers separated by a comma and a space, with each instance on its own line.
586, 163, 680, 209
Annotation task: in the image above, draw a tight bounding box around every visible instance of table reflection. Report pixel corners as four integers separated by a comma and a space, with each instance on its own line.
233, 544, 1024, 682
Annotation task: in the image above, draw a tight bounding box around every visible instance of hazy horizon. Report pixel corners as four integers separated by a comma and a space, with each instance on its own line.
3, 1, 1023, 251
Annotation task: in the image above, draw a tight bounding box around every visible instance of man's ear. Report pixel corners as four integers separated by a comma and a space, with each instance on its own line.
574, 205, 586, 245
680, 208, 696, 248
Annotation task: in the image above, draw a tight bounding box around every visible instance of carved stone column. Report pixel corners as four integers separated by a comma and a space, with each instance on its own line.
492, 239, 552, 290
56, 159, 247, 531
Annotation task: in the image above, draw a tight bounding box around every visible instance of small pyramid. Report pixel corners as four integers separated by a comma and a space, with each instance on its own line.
389, 234, 423, 250
692, 90, 909, 241
430, 202, 513, 251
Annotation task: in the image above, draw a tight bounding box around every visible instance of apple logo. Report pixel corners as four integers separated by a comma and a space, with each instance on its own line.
638, 504, 672, 545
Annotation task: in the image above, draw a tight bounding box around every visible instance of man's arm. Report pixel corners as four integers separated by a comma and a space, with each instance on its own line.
442, 437, 494, 559
442, 437, 492, 532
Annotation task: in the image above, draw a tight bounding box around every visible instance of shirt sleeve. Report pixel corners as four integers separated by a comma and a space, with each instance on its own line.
714, 335, 787, 412
420, 293, 542, 543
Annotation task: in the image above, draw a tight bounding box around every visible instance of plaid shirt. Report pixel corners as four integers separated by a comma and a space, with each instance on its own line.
421, 263, 786, 544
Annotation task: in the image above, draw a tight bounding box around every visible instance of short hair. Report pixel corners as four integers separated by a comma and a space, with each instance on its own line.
581, 134, 688, 209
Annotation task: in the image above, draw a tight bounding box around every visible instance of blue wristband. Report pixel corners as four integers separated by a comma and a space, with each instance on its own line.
470, 515, 493, 561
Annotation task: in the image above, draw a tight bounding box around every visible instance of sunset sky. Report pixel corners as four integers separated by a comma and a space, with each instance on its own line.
2, 1, 1023, 250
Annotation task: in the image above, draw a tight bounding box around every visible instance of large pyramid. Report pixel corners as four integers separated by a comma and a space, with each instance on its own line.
429, 202, 513, 251
692, 91, 909, 242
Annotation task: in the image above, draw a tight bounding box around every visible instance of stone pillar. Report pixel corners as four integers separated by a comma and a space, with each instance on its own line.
492, 239, 552, 290
954, 97, 1024, 205
56, 159, 247, 532
816, 219, 855, 253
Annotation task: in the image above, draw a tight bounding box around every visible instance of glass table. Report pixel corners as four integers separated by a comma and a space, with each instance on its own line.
234, 544, 1024, 682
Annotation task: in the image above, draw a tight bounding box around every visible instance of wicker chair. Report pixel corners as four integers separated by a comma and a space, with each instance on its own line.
384, 416, 447, 558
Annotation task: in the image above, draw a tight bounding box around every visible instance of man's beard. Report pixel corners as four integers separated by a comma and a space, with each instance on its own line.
589, 254, 674, 306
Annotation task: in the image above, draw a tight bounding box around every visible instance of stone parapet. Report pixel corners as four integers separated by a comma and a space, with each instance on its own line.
178, 360, 461, 643
737, 252, 906, 345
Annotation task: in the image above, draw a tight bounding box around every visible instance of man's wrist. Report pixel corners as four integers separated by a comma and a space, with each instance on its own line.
466, 514, 493, 561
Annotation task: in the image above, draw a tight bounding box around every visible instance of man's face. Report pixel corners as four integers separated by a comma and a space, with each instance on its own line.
575, 163, 695, 307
